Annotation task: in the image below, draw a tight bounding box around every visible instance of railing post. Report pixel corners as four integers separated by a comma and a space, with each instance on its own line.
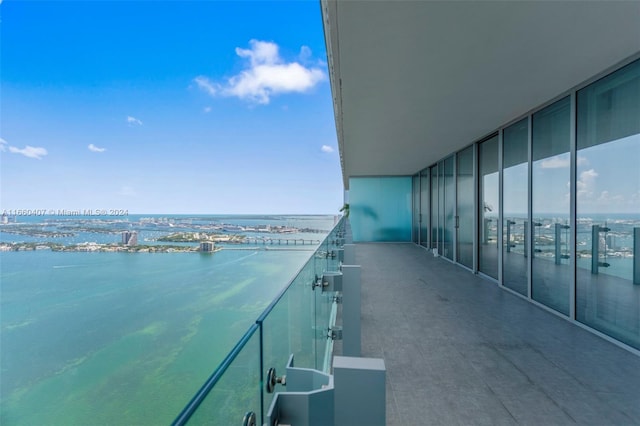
555, 223, 563, 265
333, 356, 385, 426
343, 244, 356, 265
592, 224, 600, 275
634, 227, 639, 285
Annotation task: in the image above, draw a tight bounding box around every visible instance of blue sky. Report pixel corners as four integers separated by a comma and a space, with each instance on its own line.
0, 0, 343, 214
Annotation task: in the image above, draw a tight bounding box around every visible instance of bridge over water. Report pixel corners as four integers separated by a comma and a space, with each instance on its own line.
222, 238, 321, 246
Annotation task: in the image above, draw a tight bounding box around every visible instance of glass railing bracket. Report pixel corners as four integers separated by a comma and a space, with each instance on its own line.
311, 274, 327, 291
328, 326, 343, 341
323, 271, 343, 292
242, 411, 256, 426
312, 272, 343, 292
266, 367, 286, 394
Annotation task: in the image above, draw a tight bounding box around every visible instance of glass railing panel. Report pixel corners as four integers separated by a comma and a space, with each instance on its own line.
328, 229, 341, 272
315, 226, 342, 371
314, 281, 337, 372
174, 217, 344, 424
259, 257, 318, 414
175, 325, 260, 426
315, 234, 330, 278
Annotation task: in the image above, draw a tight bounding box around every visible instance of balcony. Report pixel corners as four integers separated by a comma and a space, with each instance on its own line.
349, 242, 640, 425
176, 220, 640, 424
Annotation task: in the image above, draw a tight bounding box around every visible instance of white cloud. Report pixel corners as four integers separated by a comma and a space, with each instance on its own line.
597, 190, 624, 204
127, 116, 143, 126
204, 106, 212, 113
194, 76, 217, 97
88, 144, 106, 153
321, 145, 334, 153
8, 145, 48, 160
577, 168, 598, 199
577, 156, 589, 166
195, 39, 326, 105
299, 45, 312, 62
1, 137, 48, 159
540, 156, 569, 169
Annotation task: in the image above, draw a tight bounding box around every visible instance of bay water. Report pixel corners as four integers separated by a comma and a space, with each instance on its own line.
0, 215, 335, 425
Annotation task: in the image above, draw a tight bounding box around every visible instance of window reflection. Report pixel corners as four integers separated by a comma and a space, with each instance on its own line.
503, 118, 529, 296
444, 156, 455, 260
576, 59, 640, 350
531, 97, 571, 315
431, 166, 438, 250
457, 146, 474, 269
420, 170, 430, 248
479, 136, 499, 279
412, 174, 420, 243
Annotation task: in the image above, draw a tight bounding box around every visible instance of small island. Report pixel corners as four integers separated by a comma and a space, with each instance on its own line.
157, 232, 245, 243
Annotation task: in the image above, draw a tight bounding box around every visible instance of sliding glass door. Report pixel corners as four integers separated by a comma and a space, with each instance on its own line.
457, 146, 474, 268
503, 119, 529, 295
478, 136, 500, 279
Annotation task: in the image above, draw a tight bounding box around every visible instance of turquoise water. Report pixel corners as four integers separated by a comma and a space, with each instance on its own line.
0, 216, 334, 425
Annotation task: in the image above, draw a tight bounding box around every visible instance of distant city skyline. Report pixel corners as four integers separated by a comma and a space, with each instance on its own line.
0, 1, 343, 214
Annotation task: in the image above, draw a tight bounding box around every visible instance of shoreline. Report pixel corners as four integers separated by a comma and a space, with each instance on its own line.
0, 242, 223, 253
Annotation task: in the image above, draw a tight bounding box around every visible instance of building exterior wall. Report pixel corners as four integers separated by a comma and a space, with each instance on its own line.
409, 57, 640, 351
349, 176, 412, 242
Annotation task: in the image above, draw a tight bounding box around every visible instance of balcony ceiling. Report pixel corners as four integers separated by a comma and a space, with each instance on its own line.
321, 0, 640, 189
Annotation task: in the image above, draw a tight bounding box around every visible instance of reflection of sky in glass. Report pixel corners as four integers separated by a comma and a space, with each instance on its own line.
483, 173, 499, 217
502, 133, 639, 215
503, 162, 527, 216
577, 134, 640, 214
533, 152, 570, 214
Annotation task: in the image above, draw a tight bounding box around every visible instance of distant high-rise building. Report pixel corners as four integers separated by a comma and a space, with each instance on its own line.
122, 231, 138, 246
199, 242, 215, 252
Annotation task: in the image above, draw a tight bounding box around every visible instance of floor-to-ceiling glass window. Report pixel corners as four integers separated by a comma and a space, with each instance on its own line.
502, 119, 529, 295
531, 97, 571, 315
457, 146, 474, 269
420, 169, 430, 248
438, 162, 445, 256
478, 135, 499, 279
443, 156, 455, 261
431, 166, 438, 250
576, 59, 640, 350
412, 174, 420, 243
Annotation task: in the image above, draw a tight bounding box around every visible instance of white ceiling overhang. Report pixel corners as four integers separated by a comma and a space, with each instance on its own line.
321, 0, 640, 189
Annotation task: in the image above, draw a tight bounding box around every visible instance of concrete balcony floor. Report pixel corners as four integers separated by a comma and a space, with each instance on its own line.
353, 243, 640, 425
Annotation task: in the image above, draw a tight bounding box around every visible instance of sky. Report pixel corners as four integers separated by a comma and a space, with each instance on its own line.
0, 0, 343, 215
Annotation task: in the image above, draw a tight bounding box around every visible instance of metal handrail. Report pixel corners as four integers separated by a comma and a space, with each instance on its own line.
172, 324, 260, 426
256, 217, 343, 324
172, 217, 344, 425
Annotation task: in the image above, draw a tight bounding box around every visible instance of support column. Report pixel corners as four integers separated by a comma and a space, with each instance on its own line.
343, 244, 356, 265
333, 356, 385, 426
